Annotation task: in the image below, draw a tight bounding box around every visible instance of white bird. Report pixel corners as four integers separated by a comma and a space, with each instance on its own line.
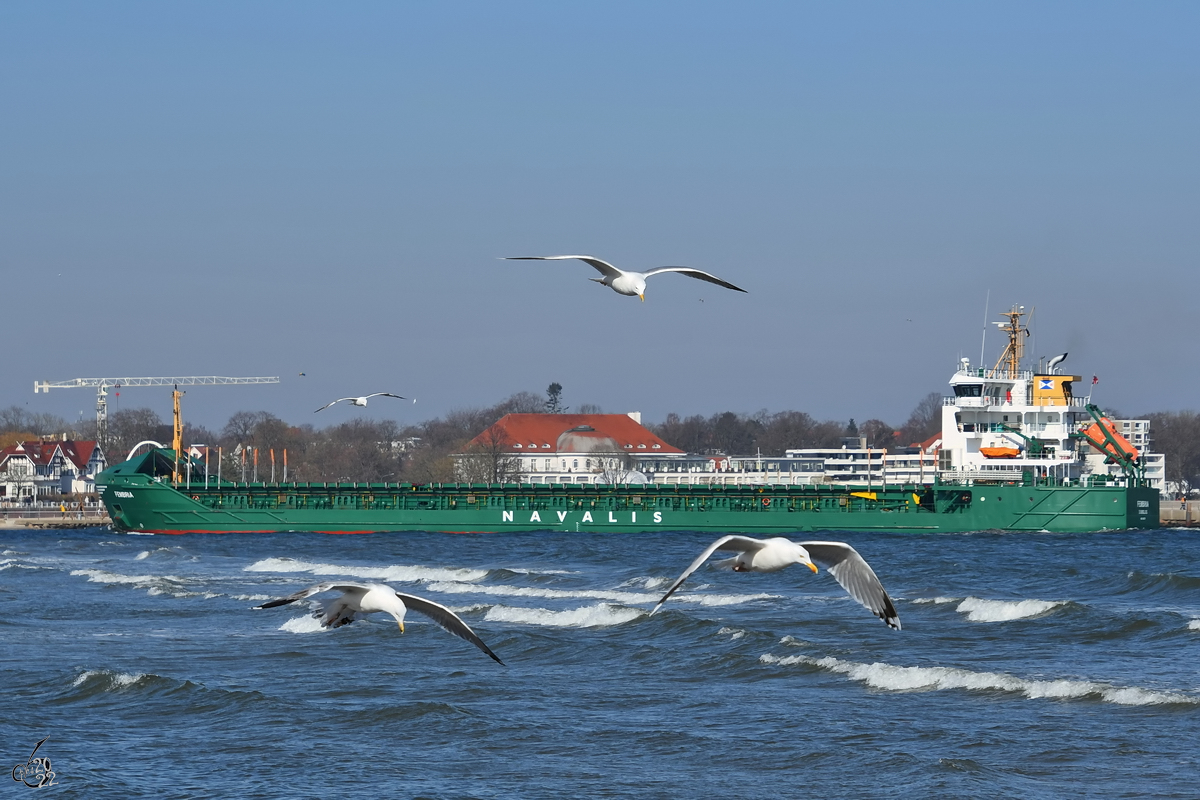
256, 582, 504, 664
650, 535, 900, 629
502, 254, 747, 301
314, 393, 412, 413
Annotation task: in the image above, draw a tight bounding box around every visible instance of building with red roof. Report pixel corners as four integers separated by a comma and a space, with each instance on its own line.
455, 413, 683, 484
0, 438, 108, 501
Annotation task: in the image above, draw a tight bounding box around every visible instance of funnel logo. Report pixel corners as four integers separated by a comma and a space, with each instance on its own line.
11, 737, 56, 788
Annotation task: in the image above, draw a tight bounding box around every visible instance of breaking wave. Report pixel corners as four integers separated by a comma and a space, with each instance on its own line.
424, 579, 774, 608
279, 616, 326, 633
484, 603, 641, 628
956, 597, 1067, 622
759, 653, 1196, 706
72, 669, 149, 690
69, 569, 223, 599
244, 557, 487, 583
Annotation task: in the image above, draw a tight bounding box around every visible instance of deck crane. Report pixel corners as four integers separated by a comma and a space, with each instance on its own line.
33, 377, 281, 469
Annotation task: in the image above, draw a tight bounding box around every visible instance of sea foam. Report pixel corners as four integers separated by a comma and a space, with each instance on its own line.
69, 568, 210, 599
759, 653, 1195, 706
72, 669, 148, 689
484, 602, 641, 628
244, 556, 487, 583
956, 597, 1066, 622
424, 579, 774, 608
279, 615, 326, 633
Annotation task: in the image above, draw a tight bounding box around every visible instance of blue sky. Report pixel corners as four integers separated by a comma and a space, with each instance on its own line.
3, 2, 1197, 430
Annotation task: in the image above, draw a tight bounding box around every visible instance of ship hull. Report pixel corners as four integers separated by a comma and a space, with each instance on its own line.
98, 461, 1159, 535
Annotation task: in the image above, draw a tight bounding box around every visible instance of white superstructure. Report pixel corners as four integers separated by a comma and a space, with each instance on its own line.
938, 305, 1163, 492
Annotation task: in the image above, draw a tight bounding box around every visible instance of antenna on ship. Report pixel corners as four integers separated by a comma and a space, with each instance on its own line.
991, 304, 1028, 379
978, 289, 991, 371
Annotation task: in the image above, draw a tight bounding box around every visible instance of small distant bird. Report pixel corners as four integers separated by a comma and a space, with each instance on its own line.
650, 535, 900, 629
502, 254, 747, 301
256, 582, 503, 664
299, 372, 306, 377
314, 393, 411, 413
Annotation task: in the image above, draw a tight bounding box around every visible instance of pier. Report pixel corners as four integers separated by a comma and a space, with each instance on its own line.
0, 509, 111, 530
1160, 500, 1199, 528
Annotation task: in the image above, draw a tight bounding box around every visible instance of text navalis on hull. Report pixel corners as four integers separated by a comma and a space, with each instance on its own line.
95, 304, 1159, 534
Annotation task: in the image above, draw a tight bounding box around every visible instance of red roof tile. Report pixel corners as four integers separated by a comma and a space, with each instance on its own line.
0, 440, 101, 470
465, 414, 683, 454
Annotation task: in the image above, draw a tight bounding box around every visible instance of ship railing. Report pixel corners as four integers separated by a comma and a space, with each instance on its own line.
955, 367, 1036, 380
945, 396, 1090, 409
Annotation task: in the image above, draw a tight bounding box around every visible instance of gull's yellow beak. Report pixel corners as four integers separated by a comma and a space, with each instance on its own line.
806, 562, 819, 573
639, 293, 645, 302
398, 621, 405, 633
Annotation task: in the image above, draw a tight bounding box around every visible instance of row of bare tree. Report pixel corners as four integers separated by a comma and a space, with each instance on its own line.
3, 396, 1198, 494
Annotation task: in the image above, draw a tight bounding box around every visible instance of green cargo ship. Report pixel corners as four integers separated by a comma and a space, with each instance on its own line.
94, 305, 1160, 534
97, 447, 1157, 534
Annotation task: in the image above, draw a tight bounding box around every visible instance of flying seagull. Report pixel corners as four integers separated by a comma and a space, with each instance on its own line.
502, 254, 747, 301
256, 582, 504, 664
650, 536, 900, 629
314, 393, 412, 413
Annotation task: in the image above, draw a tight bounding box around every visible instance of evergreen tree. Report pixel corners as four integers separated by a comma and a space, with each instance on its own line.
545, 383, 567, 414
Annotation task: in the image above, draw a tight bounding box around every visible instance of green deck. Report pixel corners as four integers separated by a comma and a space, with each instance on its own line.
97, 450, 1159, 534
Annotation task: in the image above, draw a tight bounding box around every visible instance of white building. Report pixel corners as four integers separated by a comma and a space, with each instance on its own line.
0, 439, 108, 502
455, 413, 683, 485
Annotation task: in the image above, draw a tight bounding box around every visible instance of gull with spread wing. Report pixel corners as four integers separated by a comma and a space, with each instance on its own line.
650, 536, 900, 629
314, 393, 413, 413
502, 254, 747, 301
256, 582, 505, 663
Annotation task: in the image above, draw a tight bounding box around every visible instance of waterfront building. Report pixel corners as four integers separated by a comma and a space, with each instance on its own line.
454, 413, 683, 484
0, 439, 107, 501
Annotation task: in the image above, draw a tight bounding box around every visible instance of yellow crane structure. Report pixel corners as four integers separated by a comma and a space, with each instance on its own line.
33, 376, 281, 471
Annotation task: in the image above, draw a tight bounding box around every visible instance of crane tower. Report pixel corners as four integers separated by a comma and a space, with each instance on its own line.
34, 376, 281, 454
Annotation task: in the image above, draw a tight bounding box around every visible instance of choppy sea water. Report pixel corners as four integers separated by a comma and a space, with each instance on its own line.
3, 527, 1200, 799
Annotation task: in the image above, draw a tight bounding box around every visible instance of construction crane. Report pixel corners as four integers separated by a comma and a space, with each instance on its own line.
33, 376, 281, 456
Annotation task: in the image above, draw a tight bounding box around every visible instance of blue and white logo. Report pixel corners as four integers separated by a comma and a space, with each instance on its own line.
1039, 379, 1055, 390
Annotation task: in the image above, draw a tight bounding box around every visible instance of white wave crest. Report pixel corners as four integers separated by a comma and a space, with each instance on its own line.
759, 654, 1196, 706
956, 597, 1065, 622
619, 576, 668, 590
912, 597, 959, 605
135, 551, 150, 560
69, 568, 209, 598
717, 626, 746, 640
71, 568, 184, 586
244, 557, 487, 583
505, 567, 578, 575
0, 558, 48, 571
484, 603, 640, 628
1188, 619, 1200, 631
425, 579, 774, 608
279, 615, 326, 633
73, 669, 146, 689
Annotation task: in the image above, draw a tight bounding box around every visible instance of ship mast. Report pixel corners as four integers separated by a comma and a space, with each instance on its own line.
991, 305, 1028, 378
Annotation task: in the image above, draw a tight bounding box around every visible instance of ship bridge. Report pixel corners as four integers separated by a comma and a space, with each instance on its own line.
939, 305, 1093, 484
